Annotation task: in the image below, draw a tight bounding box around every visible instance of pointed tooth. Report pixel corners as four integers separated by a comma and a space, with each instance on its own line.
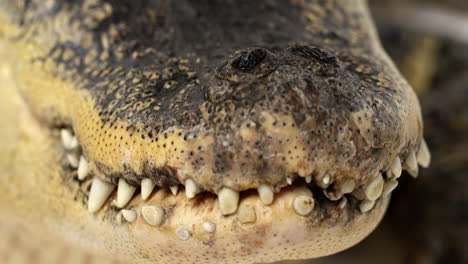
121, 209, 137, 223
364, 174, 384, 201
141, 178, 156, 200
61, 129, 78, 150
185, 179, 201, 199
66, 153, 79, 169
286, 176, 293, 185
88, 178, 115, 213
141, 205, 165, 226
416, 139, 431, 168
387, 156, 402, 179
218, 187, 240, 215
305, 175, 312, 183
257, 184, 274, 205
77, 156, 89, 180
405, 151, 419, 178
60, 129, 72, 146
382, 180, 399, 196
293, 195, 315, 216
117, 178, 136, 208
170, 185, 179, 195
359, 200, 375, 213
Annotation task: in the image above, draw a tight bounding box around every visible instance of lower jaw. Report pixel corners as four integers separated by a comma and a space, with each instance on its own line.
63, 184, 389, 264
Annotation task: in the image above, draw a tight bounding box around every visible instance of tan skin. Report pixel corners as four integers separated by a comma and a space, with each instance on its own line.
0, 0, 427, 263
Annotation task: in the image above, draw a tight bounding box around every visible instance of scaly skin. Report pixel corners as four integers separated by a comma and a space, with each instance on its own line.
0, 0, 425, 263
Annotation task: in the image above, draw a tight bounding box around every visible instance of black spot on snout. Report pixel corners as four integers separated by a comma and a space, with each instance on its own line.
231, 48, 267, 72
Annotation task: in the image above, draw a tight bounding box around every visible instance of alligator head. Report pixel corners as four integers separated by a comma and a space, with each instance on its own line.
0, 0, 429, 263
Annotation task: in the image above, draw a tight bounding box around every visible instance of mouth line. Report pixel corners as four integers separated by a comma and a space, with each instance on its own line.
57, 124, 431, 234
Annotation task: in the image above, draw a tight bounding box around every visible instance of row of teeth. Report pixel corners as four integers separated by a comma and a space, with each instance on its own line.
61, 128, 431, 228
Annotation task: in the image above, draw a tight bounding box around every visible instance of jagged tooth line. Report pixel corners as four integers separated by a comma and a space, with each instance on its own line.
141, 178, 156, 200
416, 139, 431, 168
88, 178, 115, 213
117, 178, 136, 208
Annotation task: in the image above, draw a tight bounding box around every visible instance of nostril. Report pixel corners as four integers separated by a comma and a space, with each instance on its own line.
231, 48, 267, 72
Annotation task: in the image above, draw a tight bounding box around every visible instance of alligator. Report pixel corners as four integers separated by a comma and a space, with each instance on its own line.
0, 0, 429, 263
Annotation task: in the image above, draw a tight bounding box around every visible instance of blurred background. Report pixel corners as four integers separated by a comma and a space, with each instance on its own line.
1, 0, 468, 263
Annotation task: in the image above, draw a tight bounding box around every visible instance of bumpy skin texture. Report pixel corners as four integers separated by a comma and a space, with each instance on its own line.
0, 0, 423, 263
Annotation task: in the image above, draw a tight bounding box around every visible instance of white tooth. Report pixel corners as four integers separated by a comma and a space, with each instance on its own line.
359, 200, 375, 213
382, 180, 399, 196
141, 205, 165, 226
340, 179, 355, 194
416, 139, 431, 168
117, 178, 136, 208
61, 129, 72, 144
286, 176, 293, 185
202, 221, 216, 233
387, 156, 402, 179
68, 136, 79, 150
77, 156, 89, 180
364, 174, 384, 201
121, 209, 137, 223
257, 184, 274, 205
218, 187, 240, 215
66, 153, 79, 169
185, 179, 201, 199
293, 195, 315, 216
141, 178, 156, 200
305, 175, 312, 183
88, 178, 115, 213
405, 151, 419, 178
61, 129, 78, 150
322, 174, 331, 185
170, 185, 179, 195
175, 226, 191, 241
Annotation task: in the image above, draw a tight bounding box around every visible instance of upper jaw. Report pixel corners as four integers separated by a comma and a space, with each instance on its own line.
69, 42, 425, 200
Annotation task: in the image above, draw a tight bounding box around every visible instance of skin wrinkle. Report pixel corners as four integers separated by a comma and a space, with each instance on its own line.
0, 0, 423, 263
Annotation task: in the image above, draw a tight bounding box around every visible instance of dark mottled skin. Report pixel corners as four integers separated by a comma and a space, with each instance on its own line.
0, 0, 422, 197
